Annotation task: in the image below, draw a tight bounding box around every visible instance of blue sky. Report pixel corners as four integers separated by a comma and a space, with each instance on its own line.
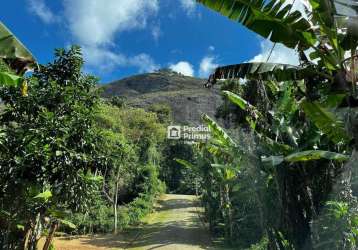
2, 0, 300, 83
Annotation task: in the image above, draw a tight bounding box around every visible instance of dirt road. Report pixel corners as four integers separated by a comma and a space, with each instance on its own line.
39, 194, 216, 250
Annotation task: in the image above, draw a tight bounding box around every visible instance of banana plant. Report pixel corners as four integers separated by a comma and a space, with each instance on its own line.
198, 0, 358, 128
197, 1, 358, 247
0, 21, 36, 74
224, 89, 350, 163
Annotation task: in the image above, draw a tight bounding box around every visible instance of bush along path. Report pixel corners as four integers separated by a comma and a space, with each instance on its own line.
38, 194, 219, 250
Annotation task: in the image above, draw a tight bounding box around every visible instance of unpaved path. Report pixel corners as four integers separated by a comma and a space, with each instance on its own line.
39, 194, 216, 250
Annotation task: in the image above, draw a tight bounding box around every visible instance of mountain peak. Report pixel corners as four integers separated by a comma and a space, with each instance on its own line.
101, 72, 221, 125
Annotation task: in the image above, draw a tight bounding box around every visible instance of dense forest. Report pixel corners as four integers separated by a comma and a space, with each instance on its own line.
1, 0, 358, 249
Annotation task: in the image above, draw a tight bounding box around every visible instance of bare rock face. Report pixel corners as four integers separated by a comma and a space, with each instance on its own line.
101, 70, 222, 125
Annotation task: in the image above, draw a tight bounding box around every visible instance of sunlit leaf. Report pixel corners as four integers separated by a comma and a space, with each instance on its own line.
202, 114, 236, 147
301, 100, 351, 144
59, 219, 77, 229
285, 150, 350, 162
0, 71, 22, 87
33, 190, 52, 202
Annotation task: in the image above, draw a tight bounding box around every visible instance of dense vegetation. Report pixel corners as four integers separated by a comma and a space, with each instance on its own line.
0, 39, 167, 248
177, 0, 358, 249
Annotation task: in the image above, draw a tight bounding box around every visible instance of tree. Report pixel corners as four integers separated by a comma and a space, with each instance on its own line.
95, 103, 166, 234
0, 46, 105, 249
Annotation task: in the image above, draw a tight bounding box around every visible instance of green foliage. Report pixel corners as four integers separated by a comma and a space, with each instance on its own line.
109, 96, 127, 108
246, 237, 269, 250
263, 150, 350, 166
148, 103, 172, 125
0, 46, 105, 248
301, 100, 351, 144
312, 199, 358, 249
161, 141, 197, 194
66, 102, 167, 235
0, 71, 23, 87
194, 2, 358, 245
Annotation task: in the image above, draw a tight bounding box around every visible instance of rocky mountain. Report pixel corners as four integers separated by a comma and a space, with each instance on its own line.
101, 69, 222, 125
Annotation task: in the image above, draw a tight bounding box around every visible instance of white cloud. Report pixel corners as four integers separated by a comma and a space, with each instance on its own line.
179, 0, 196, 15
60, 0, 160, 74
128, 53, 160, 73
81, 46, 126, 72
199, 56, 218, 77
169, 61, 194, 76
151, 24, 161, 41
63, 0, 159, 46
27, 0, 58, 24
250, 40, 299, 65
82, 46, 159, 73
208, 46, 215, 52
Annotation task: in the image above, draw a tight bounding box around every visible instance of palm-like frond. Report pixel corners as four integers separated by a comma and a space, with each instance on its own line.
206, 63, 313, 85
197, 0, 316, 49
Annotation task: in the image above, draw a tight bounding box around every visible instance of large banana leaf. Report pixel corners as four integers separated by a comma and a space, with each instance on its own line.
262, 150, 350, 166
301, 100, 351, 144
197, 0, 316, 49
222, 90, 262, 117
222, 91, 294, 153
202, 114, 237, 147
0, 21, 36, 73
0, 71, 22, 87
207, 63, 315, 85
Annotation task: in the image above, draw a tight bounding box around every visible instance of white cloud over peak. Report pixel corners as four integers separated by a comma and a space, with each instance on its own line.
82, 46, 126, 71
83, 46, 159, 74
199, 56, 218, 78
250, 40, 299, 66
128, 53, 160, 73
27, 0, 58, 24
169, 61, 194, 76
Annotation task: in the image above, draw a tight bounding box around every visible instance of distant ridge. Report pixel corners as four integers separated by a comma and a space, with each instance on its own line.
101, 69, 222, 125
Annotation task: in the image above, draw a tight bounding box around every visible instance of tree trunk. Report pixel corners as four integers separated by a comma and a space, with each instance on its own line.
42, 221, 59, 250
113, 201, 118, 234
224, 184, 233, 241
23, 223, 32, 250
27, 213, 42, 250
113, 167, 121, 234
